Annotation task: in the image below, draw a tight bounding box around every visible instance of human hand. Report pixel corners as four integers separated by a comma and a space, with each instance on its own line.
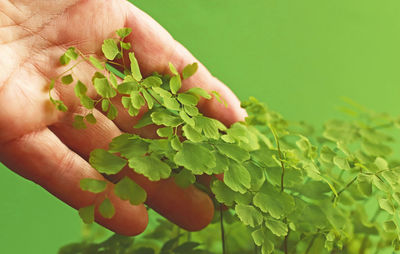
0, 0, 245, 235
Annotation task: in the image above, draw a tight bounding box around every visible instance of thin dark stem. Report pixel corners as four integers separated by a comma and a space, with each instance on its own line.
220, 205, 226, 254
284, 228, 290, 254
269, 126, 285, 192
332, 176, 358, 202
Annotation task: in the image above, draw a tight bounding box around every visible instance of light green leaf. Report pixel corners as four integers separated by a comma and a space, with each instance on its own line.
182, 124, 204, 142
253, 183, 295, 219
177, 93, 198, 106
361, 139, 392, 157
170, 136, 183, 151
169, 62, 179, 75
152, 86, 172, 98
89, 149, 127, 174
99, 198, 115, 219
224, 159, 251, 194
211, 90, 227, 107
170, 75, 181, 94
163, 97, 181, 111
74, 80, 87, 98
116, 27, 132, 39
80, 95, 94, 110
114, 177, 147, 205
235, 204, 263, 227
102, 99, 110, 112
85, 113, 97, 124
357, 175, 372, 196
174, 169, 196, 188
252, 229, 264, 246
129, 155, 171, 181
151, 110, 183, 127
109, 73, 118, 88
211, 180, 237, 206
120, 41, 131, 50
182, 63, 198, 79
157, 127, 173, 138
174, 141, 216, 174
109, 134, 149, 159
183, 105, 199, 116
107, 103, 118, 120
117, 81, 139, 94
333, 156, 350, 170
194, 116, 224, 139
216, 143, 250, 162
383, 220, 397, 231
179, 111, 195, 127
78, 205, 95, 224
73, 115, 86, 129
80, 178, 107, 193
186, 87, 211, 99
94, 78, 117, 98
131, 91, 146, 109
129, 52, 142, 81
265, 218, 288, 237
89, 56, 104, 70
142, 76, 162, 88
61, 74, 73, 85
245, 161, 266, 191
378, 198, 395, 214
206, 151, 229, 174
102, 39, 119, 60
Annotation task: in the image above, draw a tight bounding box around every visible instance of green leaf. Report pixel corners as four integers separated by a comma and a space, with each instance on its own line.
182, 63, 198, 79
186, 87, 211, 99
177, 93, 198, 106
129, 155, 171, 181
120, 41, 131, 50
216, 143, 250, 162
142, 76, 162, 88
129, 52, 142, 81
73, 115, 86, 129
361, 139, 392, 157
65, 47, 78, 60
55, 100, 68, 112
174, 141, 216, 174
252, 229, 264, 246
211, 180, 237, 206
378, 198, 395, 214
74, 81, 87, 97
357, 174, 372, 196
169, 62, 179, 75
117, 81, 139, 94
78, 205, 95, 224
61, 74, 73, 85
253, 183, 295, 219
134, 110, 154, 128
179, 111, 195, 127
151, 110, 183, 127
102, 39, 119, 60
59, 54, 70, 65
80, 178, 107, 193
163, 97, 181, 111
152, 86, 172, 98
114, 177, 147, 205
157, 127, 174, 138
89, 56, 104, 70
170, 75, 181, 94
102, 99, 110, 112
235, 204, 263, 227
182, 124, 204, 142
170, 136, 183, 151
80, 95, 94, 110
99, 198, 115, 219
224, 159, 251, 194
333, 156, 350, 170
107, 103, 118, 120
109, 134, 149, 159
383, 220, 397, 231
265, 218, 288, 237
141, 88, 155, 109
173, 242, 201, 254
206, 151, 229, 174
116, 27, 132, 39
211, 90, 227, 107
183, 105, 199, 116
94, 78, 117, 98
131, 91, 146, 109
85, 113, 97, 124
245, 161, 266, 191
194, 116, 224, 139
89, 149, 127, 174
109, 73, 118, 88
174, 169, 196, 188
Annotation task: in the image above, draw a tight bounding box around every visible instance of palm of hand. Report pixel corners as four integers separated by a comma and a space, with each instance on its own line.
0, 0, 244, 235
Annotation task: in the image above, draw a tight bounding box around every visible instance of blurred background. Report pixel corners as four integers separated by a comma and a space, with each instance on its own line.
1, 0, 400, 253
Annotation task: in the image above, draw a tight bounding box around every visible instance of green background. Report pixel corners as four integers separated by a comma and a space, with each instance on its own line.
1, 0, 400, 253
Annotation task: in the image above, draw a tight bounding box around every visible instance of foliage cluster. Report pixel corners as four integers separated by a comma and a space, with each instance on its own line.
55, 28, 400, 253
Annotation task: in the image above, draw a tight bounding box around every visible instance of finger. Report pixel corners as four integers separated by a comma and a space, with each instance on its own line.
50, 108, 215, 231
0, 127, 148, 236
120, 1, 246, 126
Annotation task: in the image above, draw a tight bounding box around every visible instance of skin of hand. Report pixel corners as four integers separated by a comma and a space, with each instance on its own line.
0, 0, 246, 236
